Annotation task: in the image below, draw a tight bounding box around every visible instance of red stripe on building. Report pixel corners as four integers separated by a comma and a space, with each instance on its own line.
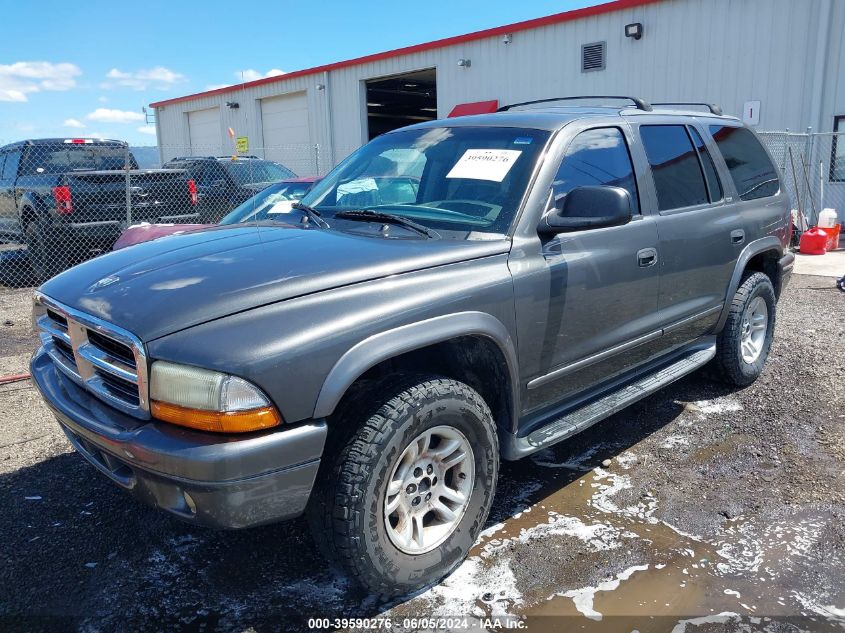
150, 0, 662, 109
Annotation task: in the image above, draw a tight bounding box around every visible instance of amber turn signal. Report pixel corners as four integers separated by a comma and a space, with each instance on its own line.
151, 400, 282, 433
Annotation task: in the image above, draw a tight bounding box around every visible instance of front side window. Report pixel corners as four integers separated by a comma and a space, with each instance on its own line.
709, 125, 779, 200
830, 116, 845, 182
551, 127, 639, 215
640, 125, 709, 211
301, 126, 550, 236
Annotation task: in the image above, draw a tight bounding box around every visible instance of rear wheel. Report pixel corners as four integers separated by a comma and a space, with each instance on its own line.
713, 272, 776, 386
307, 375, 499, 597
24, 217, 65, 282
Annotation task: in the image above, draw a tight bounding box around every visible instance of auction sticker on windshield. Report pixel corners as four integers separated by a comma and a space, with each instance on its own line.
446, 149, 522, 182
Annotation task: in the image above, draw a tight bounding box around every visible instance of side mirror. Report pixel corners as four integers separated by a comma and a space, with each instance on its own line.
539, 186, 633, 234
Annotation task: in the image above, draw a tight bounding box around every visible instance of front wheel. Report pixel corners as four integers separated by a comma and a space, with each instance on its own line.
713, 272, 776, 386
307, 375, 499, 597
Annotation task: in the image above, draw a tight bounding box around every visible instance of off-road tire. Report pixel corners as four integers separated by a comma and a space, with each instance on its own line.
713, 271, 776, 386
306, 374, 499, 597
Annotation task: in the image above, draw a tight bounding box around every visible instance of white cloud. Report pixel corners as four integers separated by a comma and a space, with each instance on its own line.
102, 66, 186, 91
86, 108, 144, 124
237, 68, 285, 82
97, 95, 108, 103
205, 83, 233, 91
63, 118, 85, 129
0, 61, 82, 102
137, 125, 156, 136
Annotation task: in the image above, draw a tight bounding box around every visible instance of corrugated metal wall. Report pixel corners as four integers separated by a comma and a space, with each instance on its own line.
155, 0, 843, 173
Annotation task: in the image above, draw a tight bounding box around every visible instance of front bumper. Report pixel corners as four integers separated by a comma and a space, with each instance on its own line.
31, 348, 327, 529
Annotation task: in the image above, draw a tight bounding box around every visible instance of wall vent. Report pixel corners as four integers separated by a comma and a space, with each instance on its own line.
581, 42, 606, 72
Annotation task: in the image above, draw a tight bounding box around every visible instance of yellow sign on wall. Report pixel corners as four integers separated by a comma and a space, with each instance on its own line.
236, 136, 249, 153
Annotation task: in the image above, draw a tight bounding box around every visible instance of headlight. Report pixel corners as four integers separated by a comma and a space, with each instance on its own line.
149, 361, 281, 433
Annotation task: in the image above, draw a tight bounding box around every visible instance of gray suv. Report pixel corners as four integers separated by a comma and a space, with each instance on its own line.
31, 97, 793, 596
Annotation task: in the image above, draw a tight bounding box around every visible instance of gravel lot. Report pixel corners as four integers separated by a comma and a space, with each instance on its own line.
1, 274, 843, 632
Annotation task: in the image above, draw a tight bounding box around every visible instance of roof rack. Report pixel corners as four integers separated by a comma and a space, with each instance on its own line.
497, 95, 652, 112
651, 102, 723, 115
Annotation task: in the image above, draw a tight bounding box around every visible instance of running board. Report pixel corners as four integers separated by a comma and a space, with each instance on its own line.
502, 344, 716, 460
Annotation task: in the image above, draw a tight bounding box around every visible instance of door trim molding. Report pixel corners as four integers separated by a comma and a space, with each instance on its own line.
526, 304, 722, 390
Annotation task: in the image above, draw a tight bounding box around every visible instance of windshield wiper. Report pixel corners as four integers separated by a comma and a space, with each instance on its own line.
334, 209, 438, 238
291, 202, 330, 228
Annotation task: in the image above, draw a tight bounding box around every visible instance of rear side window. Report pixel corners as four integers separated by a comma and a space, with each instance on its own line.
709, 125, 779, 200
688, 127, 722, 202
640, 125, 708, 210
2, 150, 20, 179
552, 127, 640, 215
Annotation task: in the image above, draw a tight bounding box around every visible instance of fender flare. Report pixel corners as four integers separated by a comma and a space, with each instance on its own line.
714, 236, 783, 332
312, 311, 520, 428
18, 191, 47, 221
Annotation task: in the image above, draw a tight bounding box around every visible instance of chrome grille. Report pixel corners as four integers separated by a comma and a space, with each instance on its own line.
34, 293, 150, 419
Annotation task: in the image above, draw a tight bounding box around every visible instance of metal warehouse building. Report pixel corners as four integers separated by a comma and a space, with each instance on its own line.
150, 0, 845, 177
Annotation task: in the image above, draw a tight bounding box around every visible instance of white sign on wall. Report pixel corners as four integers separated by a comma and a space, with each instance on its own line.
743, 100, 761, 126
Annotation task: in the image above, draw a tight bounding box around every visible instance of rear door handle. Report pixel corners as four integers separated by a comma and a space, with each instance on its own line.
731, 229, 745, 245
637, 247, 658, 267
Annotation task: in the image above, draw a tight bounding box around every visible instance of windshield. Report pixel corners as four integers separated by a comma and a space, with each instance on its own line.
300, 126, 550, 235
223, 159, 296, 185
21, 144, 138, 174
219, 181, 312, 224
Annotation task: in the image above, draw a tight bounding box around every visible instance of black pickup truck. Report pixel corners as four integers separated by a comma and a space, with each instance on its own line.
0, 138, 196, 280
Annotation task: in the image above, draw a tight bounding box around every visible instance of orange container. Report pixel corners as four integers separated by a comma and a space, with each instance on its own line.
819, 224, 841, 251
799, 227, 828, 255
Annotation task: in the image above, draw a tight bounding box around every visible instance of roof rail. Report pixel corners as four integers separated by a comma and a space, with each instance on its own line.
497, 95, 652, 112
651, 102, 723, 115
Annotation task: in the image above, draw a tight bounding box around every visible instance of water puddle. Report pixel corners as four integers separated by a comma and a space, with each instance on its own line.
390, 441, 845, 631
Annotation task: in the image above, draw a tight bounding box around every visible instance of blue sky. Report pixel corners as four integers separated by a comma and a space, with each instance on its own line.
0, 0, 597, 145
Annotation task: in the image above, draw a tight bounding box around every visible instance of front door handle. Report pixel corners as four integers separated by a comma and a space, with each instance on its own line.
731, 229, 745, 245
637, 247, 658, 267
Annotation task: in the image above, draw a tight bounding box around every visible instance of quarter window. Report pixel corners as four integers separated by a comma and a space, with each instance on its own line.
709, 125, 779, 200
831, 116, 845, 182
552, 127, 639, 215
640, 125, 709, 211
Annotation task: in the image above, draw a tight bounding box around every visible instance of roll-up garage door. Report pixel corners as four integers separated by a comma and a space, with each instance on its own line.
260, 92, 311, 175
188, 107, 222, 155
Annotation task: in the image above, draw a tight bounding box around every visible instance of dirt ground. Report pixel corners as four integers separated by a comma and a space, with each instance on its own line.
1, 274, 843, 633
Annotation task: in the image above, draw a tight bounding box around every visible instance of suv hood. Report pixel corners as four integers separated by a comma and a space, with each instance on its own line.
41, 225, 510, 341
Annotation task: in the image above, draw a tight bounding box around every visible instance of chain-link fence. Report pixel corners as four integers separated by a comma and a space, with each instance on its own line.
1, 133, 843, 289
758, 131, 845, 232
0, 141, 331, 288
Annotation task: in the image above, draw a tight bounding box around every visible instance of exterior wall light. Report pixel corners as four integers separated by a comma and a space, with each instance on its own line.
625, 22, 643, 40
502, 34, 513, 44
225, 101, 240, 109
457, 58, 471, 68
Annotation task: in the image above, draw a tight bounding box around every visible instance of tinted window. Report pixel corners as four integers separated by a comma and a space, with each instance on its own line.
689, 127, 722, 202
20, 145, 135, 174
3, 151, 21, 179
552, 127, 639, 214
709, 125, 779, 200
829, 117, 845, 182
223, 159, 296, 185
640, 125, 708, 210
